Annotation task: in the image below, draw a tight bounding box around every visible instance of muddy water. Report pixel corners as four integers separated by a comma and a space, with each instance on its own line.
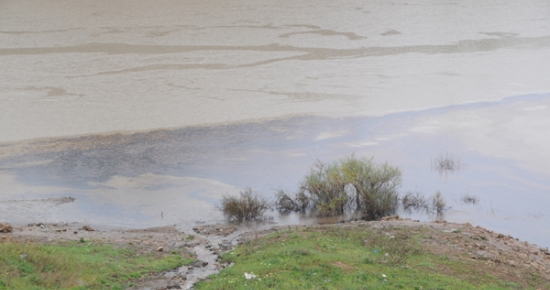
1, 1, 550, 247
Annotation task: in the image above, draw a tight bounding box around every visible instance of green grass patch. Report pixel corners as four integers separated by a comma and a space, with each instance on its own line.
196, 226, 548, 290
0, 240, 193, 289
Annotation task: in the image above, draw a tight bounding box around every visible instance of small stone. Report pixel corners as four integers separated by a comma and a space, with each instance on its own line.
380, 215, 399, 221
74, 231, 78, 234
177, 266, 188, 275
83, 226, 94, 231
475, 251, 495, 261
0, 223, 13, 233
166, 283, 181, 289
157, 246, 164, 252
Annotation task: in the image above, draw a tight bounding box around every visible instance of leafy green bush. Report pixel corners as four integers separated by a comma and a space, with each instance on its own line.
221, 188, 270, 222
276, 155, 402, 220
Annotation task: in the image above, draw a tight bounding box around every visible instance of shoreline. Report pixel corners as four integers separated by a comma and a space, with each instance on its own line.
1, 93, 550, 248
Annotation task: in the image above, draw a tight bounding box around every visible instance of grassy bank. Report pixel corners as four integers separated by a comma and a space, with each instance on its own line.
196, 224, 549, 289
0, 239, 193, 289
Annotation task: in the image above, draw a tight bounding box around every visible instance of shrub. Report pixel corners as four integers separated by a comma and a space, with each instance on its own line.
277, 155, 402, 220
402, 191, 430, 214
275, 190, 308, 213
432, 191, 446, 215
298, 160, 349, 215
342, 157, 401, 220
221, 188, 270, 222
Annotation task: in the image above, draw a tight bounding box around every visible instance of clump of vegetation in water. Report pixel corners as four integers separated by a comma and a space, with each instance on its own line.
432, 153, 462, 172
461, 193, 479, 205
401, 191, 430, 214
276, 155, 402, 221
221, 188, 270, 222
402, 190, 450, 216
432, 191, 446, 215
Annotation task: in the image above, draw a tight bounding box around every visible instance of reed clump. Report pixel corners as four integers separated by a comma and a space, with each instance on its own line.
461, 193, 479, 205
432, 153, 462, 172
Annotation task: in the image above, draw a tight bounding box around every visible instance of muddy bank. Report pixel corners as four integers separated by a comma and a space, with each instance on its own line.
2, 218, 550, 289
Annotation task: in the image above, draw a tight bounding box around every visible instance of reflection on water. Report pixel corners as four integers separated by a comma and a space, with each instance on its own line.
1, 94, 550, 247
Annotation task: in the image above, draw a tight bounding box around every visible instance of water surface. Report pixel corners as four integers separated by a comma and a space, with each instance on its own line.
1, 0, 550, 247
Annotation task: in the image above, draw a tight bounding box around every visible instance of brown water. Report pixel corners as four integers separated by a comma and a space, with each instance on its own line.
1, 0, 550, 246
